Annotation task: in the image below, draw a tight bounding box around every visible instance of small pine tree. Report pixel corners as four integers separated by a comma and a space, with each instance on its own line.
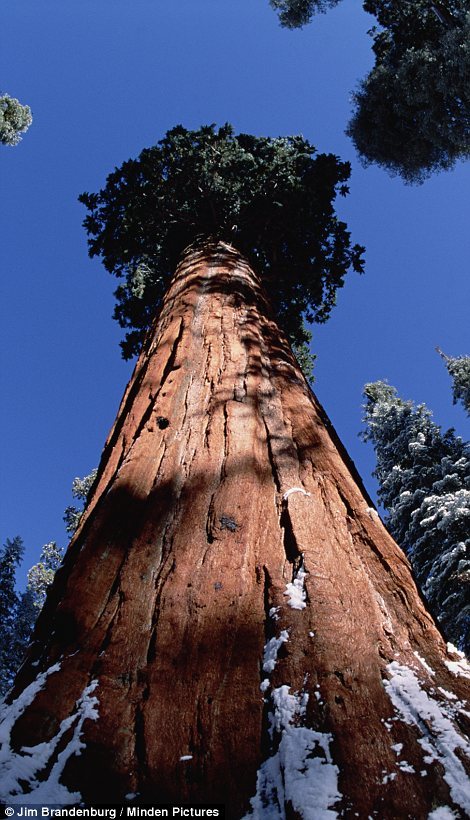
63, 468, 98, 535
0, 94, 32, 146
362, 381, 470, 653
10, 590, 37, 675
27, 541, 64, 611
437, 348, 470, 416
0, 470, 95, 692
0, 537, 36, 696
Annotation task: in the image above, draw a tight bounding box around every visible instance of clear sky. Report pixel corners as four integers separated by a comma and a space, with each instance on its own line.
1, 0, 469, 585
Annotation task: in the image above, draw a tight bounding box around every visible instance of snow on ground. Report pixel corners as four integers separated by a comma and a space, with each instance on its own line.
384, 661, 470, 815
0, 665, 99, 804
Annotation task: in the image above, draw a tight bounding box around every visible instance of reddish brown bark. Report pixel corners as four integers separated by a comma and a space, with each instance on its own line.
3, 242, 469, 817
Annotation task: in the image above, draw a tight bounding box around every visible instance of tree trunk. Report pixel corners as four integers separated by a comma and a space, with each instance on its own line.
2, 242, 469, 817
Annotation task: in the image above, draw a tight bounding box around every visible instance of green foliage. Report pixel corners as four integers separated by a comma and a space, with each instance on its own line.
438, 349, 470, 416
27, 541, 64, 611
347, 2, 470, 182
0, 469, 95, 693
269, 0, 341, 28
269, 0, 470, 182
10, 590, 36, 673
0, 94, 32, 146
0, 538, 36, 695
292, 325, 316, 383
362, 380, 470, 652
63, 468, 97, 535
80, 124, 364, 359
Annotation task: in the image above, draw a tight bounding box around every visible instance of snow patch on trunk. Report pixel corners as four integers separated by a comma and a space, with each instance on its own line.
428, 809, 459, 819
413, 652, 435, 676
284, 558, 308, 611
445, 644, 470, 680
282, 487, 311, 501
0, 666, 99, 804
245, 686, 341, 819
263, 631, 289, 674
384, 661, 470, 814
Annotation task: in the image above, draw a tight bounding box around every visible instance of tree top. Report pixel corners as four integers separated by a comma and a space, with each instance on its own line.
269, 0, 341, 29
0, 94, 32, 147
80, 124, 364, 358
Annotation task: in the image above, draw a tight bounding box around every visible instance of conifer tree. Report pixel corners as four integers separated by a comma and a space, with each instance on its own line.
63, 469, 98, 535
0, 94, 32, 146
27, 471, 95, 610
0, 538, 36, 696
270, 1, 470, 182
79, 124, 364, 359
438, 349, 470, 416
1, 126, 469, 817
362, 380, 470, 653
269, 0, 341, 28
0, 471, 95, 693
9, 590, 37, 678
347, 1, 470, 182
27, 542, 64, 611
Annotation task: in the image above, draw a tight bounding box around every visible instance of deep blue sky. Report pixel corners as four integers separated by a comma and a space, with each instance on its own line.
1, 0, 469, 585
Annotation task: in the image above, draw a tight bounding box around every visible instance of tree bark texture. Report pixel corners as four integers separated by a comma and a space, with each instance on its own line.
2, 242, 470, 818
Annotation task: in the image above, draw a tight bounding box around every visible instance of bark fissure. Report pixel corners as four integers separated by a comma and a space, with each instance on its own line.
261, 415, 282, 494
279, 504, 302, 566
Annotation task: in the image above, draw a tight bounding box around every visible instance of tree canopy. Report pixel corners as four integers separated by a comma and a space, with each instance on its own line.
269, 0, 341, 29
0, 94, 32, 146
79, 124, 364, 359
362, 380, 470, 652
270, 0, 470, 182
348, 1, 470, 182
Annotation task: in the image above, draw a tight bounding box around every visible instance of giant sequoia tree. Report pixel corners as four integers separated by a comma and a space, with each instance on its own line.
1, 126, 470, 818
